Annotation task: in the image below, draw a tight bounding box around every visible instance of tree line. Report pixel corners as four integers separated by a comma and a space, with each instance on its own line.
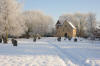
0, 0, 54, 43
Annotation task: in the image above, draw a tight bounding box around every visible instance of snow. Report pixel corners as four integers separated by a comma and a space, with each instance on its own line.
0, 55, 66, 66
68, 21, 76, 29
96, 23, 100, 29
0, 37, 100, 66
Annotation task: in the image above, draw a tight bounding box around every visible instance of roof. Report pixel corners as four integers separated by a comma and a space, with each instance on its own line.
56, 20, 76, 29
96, 25, 100, 29
58, 19, 66, 25
58, 15, 72, 25
67, 21, 76, 29
96, 23, 100, 29
56, 20, 61, 24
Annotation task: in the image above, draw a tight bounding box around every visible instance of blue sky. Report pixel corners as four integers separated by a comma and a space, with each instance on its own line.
19, 0, 100, 21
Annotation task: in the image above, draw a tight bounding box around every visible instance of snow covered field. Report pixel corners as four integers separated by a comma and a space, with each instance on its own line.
0, 37, 100, 66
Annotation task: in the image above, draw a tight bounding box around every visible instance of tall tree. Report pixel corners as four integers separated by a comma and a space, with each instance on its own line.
85, 13, 96, 37
23, 10, 54, 36
0, 0, 27, 43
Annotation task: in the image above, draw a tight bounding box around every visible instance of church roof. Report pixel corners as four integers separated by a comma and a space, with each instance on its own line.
56, 20, 76, 29
67, 21, 76, 29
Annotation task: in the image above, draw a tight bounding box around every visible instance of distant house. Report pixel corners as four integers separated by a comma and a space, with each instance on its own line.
93, 24, 100, 39
55, 20, 76, 37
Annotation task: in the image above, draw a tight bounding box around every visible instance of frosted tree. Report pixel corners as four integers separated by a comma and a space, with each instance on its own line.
23, 10, 54, 36
85, 13, 96, 37
75, 13, 96, 37
74, 12, 87, 37
0, 0, 27, 43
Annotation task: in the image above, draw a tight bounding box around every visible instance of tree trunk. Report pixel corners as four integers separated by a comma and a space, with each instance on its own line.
0, 38, 2, 43
2, 34, 8, 44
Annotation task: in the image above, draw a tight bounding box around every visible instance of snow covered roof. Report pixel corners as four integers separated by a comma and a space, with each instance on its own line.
56, 20, 76, 29
96, 24, 100, 29
96, 25, 100, 29
58, 15, 72, 25
58, 19, 66, 25
67, 21, 76, 29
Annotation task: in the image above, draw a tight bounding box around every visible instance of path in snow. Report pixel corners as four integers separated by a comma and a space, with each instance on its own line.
44, 37, 100, 66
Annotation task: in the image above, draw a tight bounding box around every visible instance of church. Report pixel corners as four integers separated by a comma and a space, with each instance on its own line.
55, 20, 76, 37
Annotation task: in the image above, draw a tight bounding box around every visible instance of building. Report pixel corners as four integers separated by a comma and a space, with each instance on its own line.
93, 24, 100, 39
56, 20, 76, 37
